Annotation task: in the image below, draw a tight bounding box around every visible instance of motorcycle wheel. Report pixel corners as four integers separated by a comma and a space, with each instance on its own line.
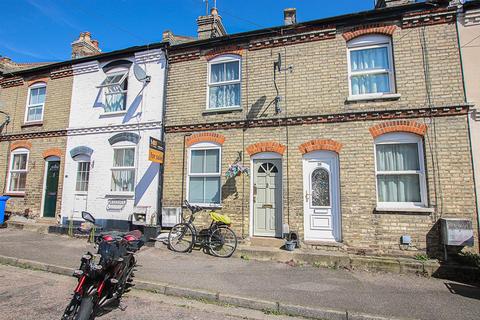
74, 296, 94, 320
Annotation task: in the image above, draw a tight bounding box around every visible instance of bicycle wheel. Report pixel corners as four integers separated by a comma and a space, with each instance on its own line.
168, 223, 195, 253
209, 226, 237, 258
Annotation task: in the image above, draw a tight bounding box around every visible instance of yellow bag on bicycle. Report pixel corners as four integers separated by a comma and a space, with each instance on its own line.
210, 211, 232, 225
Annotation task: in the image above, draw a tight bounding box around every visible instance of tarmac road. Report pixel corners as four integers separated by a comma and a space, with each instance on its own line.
0, 264, 300, 320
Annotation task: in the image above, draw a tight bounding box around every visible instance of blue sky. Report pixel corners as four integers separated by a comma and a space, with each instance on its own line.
1, 0, 375, 63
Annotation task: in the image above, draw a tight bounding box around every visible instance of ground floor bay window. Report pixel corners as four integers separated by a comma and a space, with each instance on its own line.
187, 143, 221, 206
374, 132, 427, 209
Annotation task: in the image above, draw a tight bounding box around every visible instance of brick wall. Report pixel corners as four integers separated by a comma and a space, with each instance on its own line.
163, 14, 476, 256
163, 115, 477, 256
0, 73, 73, 220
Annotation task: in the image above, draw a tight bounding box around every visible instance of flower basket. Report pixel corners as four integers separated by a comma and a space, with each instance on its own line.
225, 162, 249, 179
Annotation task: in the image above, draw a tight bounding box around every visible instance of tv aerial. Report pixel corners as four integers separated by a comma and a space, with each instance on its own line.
133, 64, 151, 84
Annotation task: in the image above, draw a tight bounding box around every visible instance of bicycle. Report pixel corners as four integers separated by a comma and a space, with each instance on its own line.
168, 200, 238, 258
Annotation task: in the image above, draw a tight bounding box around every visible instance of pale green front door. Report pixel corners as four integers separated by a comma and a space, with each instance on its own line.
253, 160, 281, 237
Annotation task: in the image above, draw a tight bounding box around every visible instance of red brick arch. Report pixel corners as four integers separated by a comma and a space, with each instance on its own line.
342, 25, 396, 42
369, 120, 428, 138
246, 141, 286, 156
10, 140, 32, 151
42, 148, 63, 159
298, 139, 343, 155
185, 132, 226, 147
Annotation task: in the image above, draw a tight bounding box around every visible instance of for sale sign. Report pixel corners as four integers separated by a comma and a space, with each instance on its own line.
149, 137, 164, 164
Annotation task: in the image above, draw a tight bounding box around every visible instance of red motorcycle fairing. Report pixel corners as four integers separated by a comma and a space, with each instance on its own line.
75, 275, 86, 294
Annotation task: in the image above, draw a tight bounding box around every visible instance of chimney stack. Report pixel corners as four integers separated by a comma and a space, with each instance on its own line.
375, 0, 415, 8
284, 8, 297, 25
71, 32, 101, 59
197, 7, 227, 40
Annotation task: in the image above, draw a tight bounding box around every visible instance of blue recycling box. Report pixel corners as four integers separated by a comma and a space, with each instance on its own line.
0, 196, 10, 224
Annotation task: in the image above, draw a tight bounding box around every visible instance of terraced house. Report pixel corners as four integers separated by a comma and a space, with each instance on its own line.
0, 56, 72, 221
162, 0, 478, 257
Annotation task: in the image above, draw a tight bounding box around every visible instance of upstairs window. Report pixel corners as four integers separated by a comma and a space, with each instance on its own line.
98, 70, 128, 113
347, 35, 395, 97
8, 149, 29, 193
188, 143, 221, 205
375, 133, 427, 208
111, 147, 135, 192
25, 82, 46, 123
208, 55, 241, 110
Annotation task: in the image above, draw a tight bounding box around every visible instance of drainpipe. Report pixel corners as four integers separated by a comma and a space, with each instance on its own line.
157, 47, 169, 227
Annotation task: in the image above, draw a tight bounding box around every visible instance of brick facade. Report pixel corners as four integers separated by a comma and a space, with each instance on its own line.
163, 5, 477, 257
0, 71, 72, 220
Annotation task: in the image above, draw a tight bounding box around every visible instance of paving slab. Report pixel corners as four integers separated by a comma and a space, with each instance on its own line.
0, 229, 479, 320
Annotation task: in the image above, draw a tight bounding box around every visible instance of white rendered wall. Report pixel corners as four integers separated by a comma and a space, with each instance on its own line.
61, 49, 165, 226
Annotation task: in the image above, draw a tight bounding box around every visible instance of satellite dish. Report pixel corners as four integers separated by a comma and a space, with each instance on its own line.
133, 64, 151, 83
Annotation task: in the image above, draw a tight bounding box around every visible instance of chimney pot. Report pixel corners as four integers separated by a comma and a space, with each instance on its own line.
71, 31, 101, 59
197, 7, 227, 40
284, 8, 297, 26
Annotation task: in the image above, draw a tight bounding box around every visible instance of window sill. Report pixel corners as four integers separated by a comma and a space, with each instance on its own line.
100, 111, 127, 118
4, 192, 25, 197
105, 192, 134, 198
374, 206, 434, 215
346, 93, 401, 103
21, 121, 43, 128
184, 203, 222, 210
74, 191, 88, 196
202, 107, 242, 115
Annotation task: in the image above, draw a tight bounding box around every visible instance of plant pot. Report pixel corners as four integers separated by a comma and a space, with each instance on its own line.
284, 240, 295, 251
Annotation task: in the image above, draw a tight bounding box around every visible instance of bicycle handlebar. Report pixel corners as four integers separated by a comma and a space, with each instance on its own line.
183, 200, 205, 214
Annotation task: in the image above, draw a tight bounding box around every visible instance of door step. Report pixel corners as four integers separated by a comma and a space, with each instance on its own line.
248, 237, 284, 248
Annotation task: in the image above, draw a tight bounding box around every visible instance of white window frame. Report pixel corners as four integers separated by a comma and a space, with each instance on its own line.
187, 142, 222, 207
374, 132, 427, 209
206, 54, 242, 110
110, 145, 136, 194
98, 68, 129, 114
74, 157, 91, 194
24, 82, 46, 123
347, 35, 395, 99
7, 148, 29, 194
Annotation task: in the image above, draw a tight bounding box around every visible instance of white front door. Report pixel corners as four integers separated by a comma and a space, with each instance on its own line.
303, 151, 341, 242
253, 159, 282, 237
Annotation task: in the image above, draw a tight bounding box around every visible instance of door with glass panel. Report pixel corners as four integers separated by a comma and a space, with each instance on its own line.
303, 152, 341, 242
253, 160, 282, 237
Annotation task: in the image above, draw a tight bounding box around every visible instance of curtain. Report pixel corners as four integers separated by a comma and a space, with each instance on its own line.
376, 144, 419, 171
111, 170, 134, 192
376, 143, 421, 202
209, 61, 240, 108
350, 47, 390, 95
377, 174, 421, 202
27, 106, 43, 121
30, 86, 46, 105
105, 92, 126, 112
351, 74, 389, 95
351, 47, 389, 71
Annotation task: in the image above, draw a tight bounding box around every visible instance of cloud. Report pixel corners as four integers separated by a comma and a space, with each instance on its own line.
0, 42, 54, 61
27, 0, 82, 31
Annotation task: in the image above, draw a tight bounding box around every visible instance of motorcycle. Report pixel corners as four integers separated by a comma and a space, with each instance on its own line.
62, 211, 144, 320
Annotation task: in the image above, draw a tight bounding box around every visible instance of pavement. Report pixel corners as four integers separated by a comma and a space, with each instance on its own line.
0, 264, 300, 320
0, 229, 479, 320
